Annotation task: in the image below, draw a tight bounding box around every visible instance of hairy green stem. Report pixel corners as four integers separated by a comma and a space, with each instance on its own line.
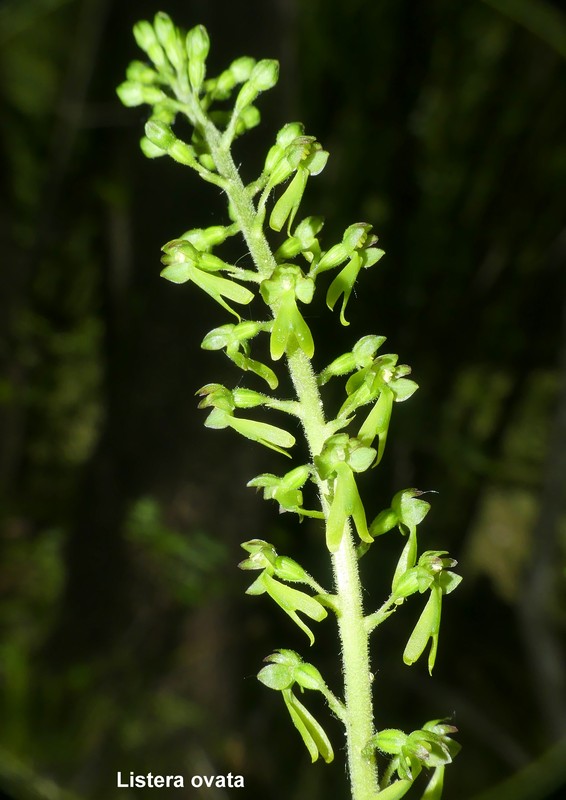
187, 104, 379, 800
119, 20, 462, 796
365, 596, 399, 634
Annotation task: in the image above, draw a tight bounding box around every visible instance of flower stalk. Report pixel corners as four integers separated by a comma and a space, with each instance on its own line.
118, 14, 462, 799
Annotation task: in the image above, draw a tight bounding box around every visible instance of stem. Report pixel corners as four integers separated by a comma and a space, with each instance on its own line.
365, 596, 399, 634
190, 102, 379, 800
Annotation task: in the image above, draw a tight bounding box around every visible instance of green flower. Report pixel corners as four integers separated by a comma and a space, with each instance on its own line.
402, 566, 462, 674
312, 222, 385, 325
201, 321, 278, 389
262, 132, 328, 233
197, 384, 295, 455
336, 353, 418, 464
247, 466, 323, 518
260, 265, 315, 360
160, 238, 253, 318
315, 434, 376, 551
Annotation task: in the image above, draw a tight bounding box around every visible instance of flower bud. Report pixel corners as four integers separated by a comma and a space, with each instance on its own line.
186, 25, 210, 92
153, 12, 185, 73
144, 119, 175, 150
133, 20, 168, 71
186, 24, 210, 62
126, 60, 158, 85
234, 105, 261, 136
116, 81, 165, 107
230, 56, 256, 83
235, 60, 279, 112
276, 122, 305, 147
150, 101, 176, 124
214, 70, 236, 97
234, 82, 259, 113
168, 140, 198, 166
154, 12, 175, 46
182, 226, 230, 251
133, 20, 158, 53
250, 59, 279, 91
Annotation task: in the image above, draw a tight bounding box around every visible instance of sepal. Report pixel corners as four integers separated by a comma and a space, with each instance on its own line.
258, 649, 326, 693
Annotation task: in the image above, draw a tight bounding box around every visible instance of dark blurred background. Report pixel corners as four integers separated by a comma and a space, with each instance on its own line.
1, 0, 565, 798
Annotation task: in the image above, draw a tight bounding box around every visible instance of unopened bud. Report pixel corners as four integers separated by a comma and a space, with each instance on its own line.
250, 59, 279, 91
230, 56, 256, 83
186, 24, 210, 63
144, 119, 175, 150
126, 60, 158, 85
133, 20, 168, 71
117, 82, 165, 107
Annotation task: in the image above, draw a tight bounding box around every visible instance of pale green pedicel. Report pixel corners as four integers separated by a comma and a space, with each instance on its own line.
117, 14, 462, 800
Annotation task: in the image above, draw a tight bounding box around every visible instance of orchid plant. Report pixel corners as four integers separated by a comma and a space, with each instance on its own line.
117, 13, 462, 800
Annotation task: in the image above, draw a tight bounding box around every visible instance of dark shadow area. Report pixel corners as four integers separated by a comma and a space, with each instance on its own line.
1, 1, 565, 799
